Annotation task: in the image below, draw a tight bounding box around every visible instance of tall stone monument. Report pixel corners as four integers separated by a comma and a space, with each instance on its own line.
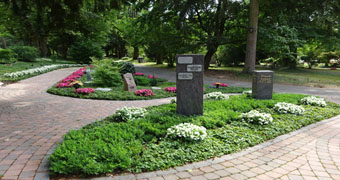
86, 69, 93, 81
252, 70, 274, 99
176, 54, 204, 116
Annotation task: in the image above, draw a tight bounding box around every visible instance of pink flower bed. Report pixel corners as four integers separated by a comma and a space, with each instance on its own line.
135, 72, 145, 76
213, 83, 228, 87
56, 68, 86, 88
164, 87, 176, 93
75, 88, 95, 95
147, 75, 157, 79
135, 89, 154, 97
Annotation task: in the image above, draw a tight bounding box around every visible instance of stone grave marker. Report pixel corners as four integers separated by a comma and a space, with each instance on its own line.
138, 57, 145, 63
123, 73, 137, 92
176, 54, 204, 116
86, 68, 93, 81
252, 70, 274, 99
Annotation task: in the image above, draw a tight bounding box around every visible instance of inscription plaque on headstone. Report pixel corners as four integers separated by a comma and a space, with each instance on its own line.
86, 69, 93, 81
178, 73, 193, 80
187, 65, 202, 72
252, 70, 274, 99
178, 57, 193, 64
176, 54, 204, 116
123, 73, 137, 92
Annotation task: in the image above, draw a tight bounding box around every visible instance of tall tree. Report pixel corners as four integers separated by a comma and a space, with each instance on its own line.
243, 0, 259, 73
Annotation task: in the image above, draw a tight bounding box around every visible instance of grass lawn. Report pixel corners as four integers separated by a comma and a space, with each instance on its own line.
136, 61, 340, 88
49, 93, 340, 177
0, 58, 78, 82
209, 66, 340, 88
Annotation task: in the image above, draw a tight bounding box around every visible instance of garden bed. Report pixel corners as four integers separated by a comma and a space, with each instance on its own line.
47, 64, 249, 100
49, 93, 340, 178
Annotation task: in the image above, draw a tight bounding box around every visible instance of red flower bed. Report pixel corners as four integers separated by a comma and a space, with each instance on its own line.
213, 82, 228, 87
135, 72, 145, 76
56, 68, 86, 88
135, 89, 154, 96
164, 87, 176, 93
75, 88, 95, 95
147, 75, 157, 79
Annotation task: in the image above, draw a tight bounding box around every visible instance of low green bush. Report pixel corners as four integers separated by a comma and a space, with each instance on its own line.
93, 66, 122, 87
0, 48, 17, 64
118, 62, 135, 75
9, 46, 38, 62
134, 75, 167, 86
49, 94, 340, 175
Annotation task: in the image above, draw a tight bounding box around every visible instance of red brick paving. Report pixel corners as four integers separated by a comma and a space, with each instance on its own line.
0, 68, 173, 180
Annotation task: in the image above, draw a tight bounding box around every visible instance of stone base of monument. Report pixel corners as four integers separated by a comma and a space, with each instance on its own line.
252, 70, 274, 99
84, 81, 93, 86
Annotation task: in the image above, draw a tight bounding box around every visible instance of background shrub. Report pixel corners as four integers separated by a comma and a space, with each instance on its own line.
69, 39, 103, 64
92, 58, 122, 87
118, 62, 135, 75
0, 48, 17, 64
9, 46, 38, 62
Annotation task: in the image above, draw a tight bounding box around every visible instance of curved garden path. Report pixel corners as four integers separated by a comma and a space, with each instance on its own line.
0, 65, 339, 180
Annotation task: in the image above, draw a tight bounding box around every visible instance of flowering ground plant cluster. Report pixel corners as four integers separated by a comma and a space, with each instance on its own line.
300, 96, 327, 107
243, 90, 252, 97
115, 106, 147, 121
164, 87, 176, 93
213, 82, 228, 88
167, 123, 207, 141
204, 92, 229, 100
134, 72, 145, 76
239, 110, 273, 125
56, 67, 86, 88
135, 89, 154, 96
147, 75, 157, 79
274, 102, 305, 115
75, 88, 95, 95
3, 64, 81, 79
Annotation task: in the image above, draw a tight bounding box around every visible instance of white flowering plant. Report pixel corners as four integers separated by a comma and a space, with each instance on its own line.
204, 92, 229, 100
167, 123, 207, 141
300, 96, 326, 107
239, 110, 273, 125
3, 64, 82, 79
273, 102, 305, 115
243, 90, 252, 97
115, 106, 147, 121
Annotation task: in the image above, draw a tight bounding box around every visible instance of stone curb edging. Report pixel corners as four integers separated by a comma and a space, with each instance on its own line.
91, 114, 340, 180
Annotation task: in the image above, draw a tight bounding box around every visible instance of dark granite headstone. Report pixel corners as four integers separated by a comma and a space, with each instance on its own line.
138, 57, 145, 63
252, 70, 274, 99
123, 73, 137, 92
86, 69, 93, 81
176, 54, 204, 116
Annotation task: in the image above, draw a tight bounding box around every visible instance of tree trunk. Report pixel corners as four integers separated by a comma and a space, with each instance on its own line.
133, 46, 139, 60
204, 48, 217, 70
61, 42, 68, 59
1, 37, 7, 49
39, 37, 48, 57
242, 0, 259, 73
156, 54, 163, 64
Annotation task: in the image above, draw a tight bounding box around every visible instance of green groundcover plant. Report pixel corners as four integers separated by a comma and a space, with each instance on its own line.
49, 94, 340, 176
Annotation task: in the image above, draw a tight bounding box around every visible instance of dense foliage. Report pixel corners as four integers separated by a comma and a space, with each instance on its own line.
49, 94, 340, 175
1, 0, 339, 69
0, 48, 16, 64
9, 46, 38, 62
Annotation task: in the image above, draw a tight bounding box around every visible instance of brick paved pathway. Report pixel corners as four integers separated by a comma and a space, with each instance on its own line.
0, 68, 173, 180
1, 66, 340, 180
